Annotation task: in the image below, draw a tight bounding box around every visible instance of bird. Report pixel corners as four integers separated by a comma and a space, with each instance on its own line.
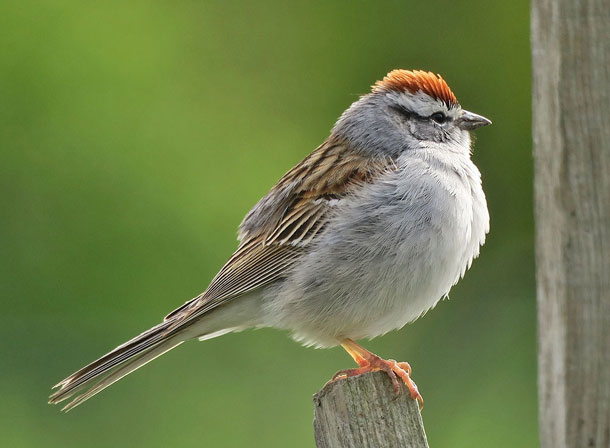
49, 69, 490, 411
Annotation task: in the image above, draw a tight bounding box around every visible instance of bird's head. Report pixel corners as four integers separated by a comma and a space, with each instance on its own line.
332, 69, 491, 157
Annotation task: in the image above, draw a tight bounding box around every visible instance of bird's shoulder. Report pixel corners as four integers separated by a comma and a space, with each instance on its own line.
238, 137, 398, 246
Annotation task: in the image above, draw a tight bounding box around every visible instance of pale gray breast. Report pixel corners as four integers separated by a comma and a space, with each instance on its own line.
263, 150, 489, 348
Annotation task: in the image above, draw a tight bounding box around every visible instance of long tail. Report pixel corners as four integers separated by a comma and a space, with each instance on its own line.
49, 320, 184, 411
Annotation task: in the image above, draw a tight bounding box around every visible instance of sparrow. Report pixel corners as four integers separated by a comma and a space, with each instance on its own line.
50, 69, 490, 411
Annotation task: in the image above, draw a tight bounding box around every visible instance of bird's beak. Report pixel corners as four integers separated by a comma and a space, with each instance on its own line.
458, 110, 492, 130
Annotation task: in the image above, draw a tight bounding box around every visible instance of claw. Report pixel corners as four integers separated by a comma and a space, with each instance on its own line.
331, 339, 424, 410
395, 360, 412, 376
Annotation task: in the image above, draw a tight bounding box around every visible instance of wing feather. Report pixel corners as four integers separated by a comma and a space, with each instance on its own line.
164, 138, 397, 328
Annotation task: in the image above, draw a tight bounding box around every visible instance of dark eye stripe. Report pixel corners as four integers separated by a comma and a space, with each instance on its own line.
391, 105, 451, 125
390, 105, 423, 120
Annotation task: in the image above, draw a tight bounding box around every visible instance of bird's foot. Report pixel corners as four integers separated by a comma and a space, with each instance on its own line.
332, 339, 423, 410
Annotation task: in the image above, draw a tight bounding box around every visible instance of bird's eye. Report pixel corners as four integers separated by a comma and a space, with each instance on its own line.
430, 112, 448, 124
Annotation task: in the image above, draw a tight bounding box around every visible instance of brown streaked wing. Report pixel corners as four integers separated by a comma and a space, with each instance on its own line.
164, 139, 397, 327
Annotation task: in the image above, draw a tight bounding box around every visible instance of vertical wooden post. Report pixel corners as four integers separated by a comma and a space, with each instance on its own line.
313, 371, 429, 448
531, 1, 610, 447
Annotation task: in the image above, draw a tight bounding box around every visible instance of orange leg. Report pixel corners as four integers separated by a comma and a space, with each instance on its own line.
332, 339, 423, 410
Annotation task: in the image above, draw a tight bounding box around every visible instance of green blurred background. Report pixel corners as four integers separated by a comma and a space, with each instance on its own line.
1, 1, 535, 446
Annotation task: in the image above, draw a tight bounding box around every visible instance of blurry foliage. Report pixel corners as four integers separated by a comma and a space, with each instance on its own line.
0, 1, 535, 447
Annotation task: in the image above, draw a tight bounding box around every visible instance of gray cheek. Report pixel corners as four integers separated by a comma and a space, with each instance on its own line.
409, 121, 469, 146
407, 119, 439, 142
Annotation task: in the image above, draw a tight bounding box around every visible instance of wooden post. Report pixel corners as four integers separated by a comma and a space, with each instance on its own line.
313, 371, 429, 448
531, 1, 610, 447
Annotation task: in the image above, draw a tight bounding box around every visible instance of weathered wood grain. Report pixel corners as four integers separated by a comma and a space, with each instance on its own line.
313, 371, 429, 448
531, 1, 610, 447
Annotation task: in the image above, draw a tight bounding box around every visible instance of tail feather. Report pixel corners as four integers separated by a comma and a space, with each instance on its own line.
53, 321, 171, 390
49, 320, 184, 411
55, 338, 183, 411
